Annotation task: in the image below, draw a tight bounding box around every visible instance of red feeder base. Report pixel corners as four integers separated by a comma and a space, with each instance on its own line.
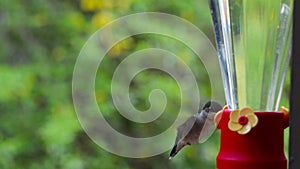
216, 109, 288, 169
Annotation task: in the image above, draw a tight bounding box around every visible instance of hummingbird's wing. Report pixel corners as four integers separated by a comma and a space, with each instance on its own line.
197, 101, 222, 143
198, 111, 217, 143
175, 115, 197, 143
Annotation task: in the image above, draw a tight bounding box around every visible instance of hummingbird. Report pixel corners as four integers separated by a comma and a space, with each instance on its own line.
169, 101, 222, 159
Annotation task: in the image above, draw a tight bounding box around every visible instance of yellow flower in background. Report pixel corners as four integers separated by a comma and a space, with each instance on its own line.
92, 11, 114, 28
228, 107, 258, 135
181, 10, 194, 22
115, 0, 131, 11
81, 0, 116, 11
80, 0, 103, 12
102, 0, 114, 9
109, 44, 122, 57
108, 37, 134, 57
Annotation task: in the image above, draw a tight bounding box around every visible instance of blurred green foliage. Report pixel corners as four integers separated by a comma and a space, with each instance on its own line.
0, 0, 290, 169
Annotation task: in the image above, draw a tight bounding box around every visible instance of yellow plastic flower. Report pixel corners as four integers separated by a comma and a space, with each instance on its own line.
280, 106, 289, 116
228, 107, 258, 135
214, 105, 228, 127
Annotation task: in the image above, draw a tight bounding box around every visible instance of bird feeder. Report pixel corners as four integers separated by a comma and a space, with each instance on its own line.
210, 0, 293, 169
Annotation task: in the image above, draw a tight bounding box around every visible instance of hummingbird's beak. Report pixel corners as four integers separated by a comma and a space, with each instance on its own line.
169, 144, 178, 159
169, 142, 186, 159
